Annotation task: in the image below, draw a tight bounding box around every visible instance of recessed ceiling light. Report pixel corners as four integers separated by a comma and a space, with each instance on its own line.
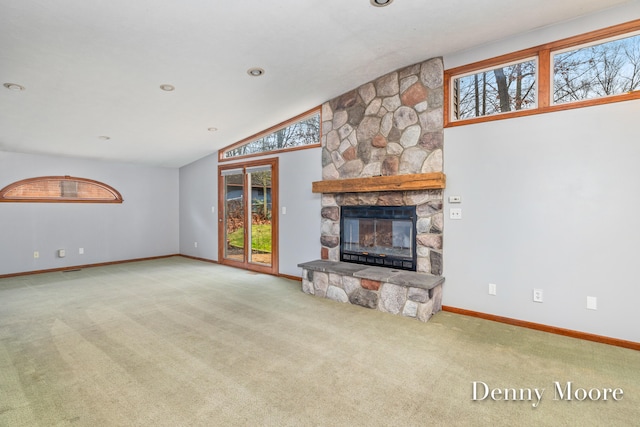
370, 0, 393, 6
159, 84, 175, 91
207, 127, 218, 132
247, 67, 265, 77
3, 82, 25, 91
98, 136, 111, 141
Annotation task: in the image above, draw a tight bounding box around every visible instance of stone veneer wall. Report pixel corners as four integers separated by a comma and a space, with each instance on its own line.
298, 260, 444, 322
319, 57, 444, 275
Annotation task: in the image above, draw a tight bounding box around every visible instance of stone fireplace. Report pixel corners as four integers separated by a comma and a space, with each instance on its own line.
299, 57, 446, 322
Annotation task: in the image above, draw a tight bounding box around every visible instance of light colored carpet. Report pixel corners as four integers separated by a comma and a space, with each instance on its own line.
0, 256, 638, 426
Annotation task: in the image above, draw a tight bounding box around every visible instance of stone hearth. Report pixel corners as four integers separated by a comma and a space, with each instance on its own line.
298, 260, 444, 322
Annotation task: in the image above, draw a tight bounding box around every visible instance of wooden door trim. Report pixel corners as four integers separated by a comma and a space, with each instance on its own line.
218, 157, 279, 275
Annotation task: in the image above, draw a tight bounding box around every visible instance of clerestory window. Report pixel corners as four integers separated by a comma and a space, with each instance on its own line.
0, 176, 123, 203
446, 19, 640, 127
453, 58, 537, 120
219, 107, 321, 161
553, 31, 640, 105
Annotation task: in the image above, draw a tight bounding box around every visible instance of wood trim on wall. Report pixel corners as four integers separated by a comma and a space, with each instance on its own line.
312, 172, 446, 193
278, 273, 302, 282
179, 254, 219, 264
0, 253, 301, 283
442, 306, 640, 351
0, 254, 180, 279
179, 255, 301, 282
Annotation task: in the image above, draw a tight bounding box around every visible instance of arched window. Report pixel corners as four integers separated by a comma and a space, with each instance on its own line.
0, 176, 123, 203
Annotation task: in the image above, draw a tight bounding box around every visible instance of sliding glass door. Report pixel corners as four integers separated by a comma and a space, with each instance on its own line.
247, 165, 273, 266
221, 168, 246, 263
219, 158, 278, 274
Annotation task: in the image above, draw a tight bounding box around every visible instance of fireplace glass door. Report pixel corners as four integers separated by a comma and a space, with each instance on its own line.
340, 206, 417, 271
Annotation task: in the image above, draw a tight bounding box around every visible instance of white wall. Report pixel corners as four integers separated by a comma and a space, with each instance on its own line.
0, 151, 179, 275
178, 147, 322, 277
278, 147, 323, 276
179, 152, 219, 260
442, 3, 640, 342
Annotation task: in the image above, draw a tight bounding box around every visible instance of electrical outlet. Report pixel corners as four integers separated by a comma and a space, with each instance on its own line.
449, 208, 462, 220
194, 242, 198, 248
58, 249, 65, 258
533, 288, 543, 303
488, 283, 497, 295
79, 248, 84, 255
587, 296, 597, 310
33, 251, 39, 259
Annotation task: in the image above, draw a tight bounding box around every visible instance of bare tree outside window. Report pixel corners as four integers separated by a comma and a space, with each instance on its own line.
454, 59, 537, 120
446, 21, 640, 125
553, 33, 640, 104
224, 112, 320, 159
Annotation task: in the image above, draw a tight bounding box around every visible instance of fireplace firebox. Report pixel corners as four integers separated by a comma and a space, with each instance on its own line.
340, 205, 417, 271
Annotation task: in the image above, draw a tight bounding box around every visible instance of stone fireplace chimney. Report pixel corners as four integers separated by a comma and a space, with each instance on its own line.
299, 57, 446, 323
318, 57, 445, 275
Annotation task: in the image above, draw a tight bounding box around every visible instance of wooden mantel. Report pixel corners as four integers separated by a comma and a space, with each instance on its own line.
311, 172, 445, 194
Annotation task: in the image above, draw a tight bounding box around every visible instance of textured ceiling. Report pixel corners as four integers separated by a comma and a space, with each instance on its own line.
0, 0, 632, 167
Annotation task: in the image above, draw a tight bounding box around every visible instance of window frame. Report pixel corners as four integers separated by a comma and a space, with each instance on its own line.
0, 176, 123, 203
445, 19, 640, 127
218, 106, 322, 162
451, 55, 539, 120
550, 29, 640, 106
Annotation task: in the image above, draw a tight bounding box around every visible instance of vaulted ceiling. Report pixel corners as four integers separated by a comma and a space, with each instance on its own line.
0, 0, 632, 167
